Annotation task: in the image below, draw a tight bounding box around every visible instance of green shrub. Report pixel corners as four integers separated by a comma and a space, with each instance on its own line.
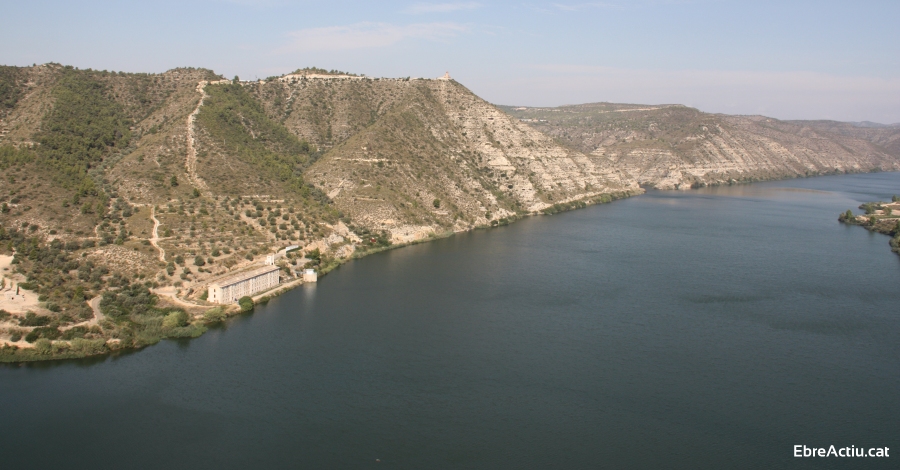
238, 296, 254, 312
71, 338, 107, 355
61, 326, 88, 340
25, 327, 61, 342
34, 338, 52, 354
166, 324, 207, 338
162, 310, 189, 330
19, 311, 51, 327
203, 307, 227, 323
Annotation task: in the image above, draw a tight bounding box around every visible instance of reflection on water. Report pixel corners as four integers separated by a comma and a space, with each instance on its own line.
1, 172, 898, 469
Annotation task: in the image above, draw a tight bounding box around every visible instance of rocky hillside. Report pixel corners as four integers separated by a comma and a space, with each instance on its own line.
501, 103, 900, 189
0, 64, 636, 360
245, 74, 637, 240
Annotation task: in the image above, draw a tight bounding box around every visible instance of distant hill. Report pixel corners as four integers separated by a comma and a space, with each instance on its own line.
500, 103, 900, 189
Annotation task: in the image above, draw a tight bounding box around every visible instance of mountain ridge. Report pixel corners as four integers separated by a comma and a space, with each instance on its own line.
500, 102, 900, 190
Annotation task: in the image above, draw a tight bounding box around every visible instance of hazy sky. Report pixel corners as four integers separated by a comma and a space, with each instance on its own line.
3, 0, 898, 122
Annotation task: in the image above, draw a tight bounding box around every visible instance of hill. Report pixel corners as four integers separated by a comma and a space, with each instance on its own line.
0, 65, 637, 360
500, 103, 900, 189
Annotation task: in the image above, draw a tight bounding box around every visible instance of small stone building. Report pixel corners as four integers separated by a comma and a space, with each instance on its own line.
207, 265, 281, 304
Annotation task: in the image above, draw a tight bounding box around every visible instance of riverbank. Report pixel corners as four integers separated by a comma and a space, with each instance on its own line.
838, 197, 900, 256
0, 189, 640, 363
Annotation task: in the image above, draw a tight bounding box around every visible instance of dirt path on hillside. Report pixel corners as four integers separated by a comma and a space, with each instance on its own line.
153, 286, 203, 311
185, 81, 211, 191
150, 206, 166, 262
59, 296, 106, 331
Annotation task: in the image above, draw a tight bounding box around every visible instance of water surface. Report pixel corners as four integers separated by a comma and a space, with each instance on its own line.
1, 173, 898, 469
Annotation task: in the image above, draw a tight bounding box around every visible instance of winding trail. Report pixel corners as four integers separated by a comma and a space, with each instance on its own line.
61, 296, 105, 331
87, 296, 104, 325
150, 206, 165, 262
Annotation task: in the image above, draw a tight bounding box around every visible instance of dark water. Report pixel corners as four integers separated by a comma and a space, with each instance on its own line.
2, 173, 899, 469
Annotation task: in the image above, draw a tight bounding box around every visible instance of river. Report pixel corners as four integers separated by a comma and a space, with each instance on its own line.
1, 172, 898, 469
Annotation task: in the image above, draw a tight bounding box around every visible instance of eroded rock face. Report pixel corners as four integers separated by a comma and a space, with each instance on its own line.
504, 104, 900, 190
269, 78, 639, 241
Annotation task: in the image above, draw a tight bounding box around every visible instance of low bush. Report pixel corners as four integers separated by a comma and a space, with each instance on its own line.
202, 307, 227, 323
19, 312, 51, 327
162, 310, 189, 330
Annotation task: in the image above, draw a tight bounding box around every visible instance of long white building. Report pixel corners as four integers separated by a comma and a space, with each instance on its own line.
207, 265, 280, 304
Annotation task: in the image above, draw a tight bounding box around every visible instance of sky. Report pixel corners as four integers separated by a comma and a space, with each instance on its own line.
2, 0, 899, 123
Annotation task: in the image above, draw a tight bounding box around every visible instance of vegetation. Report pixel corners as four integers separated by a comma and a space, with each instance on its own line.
838, 200, 900, 256
197, 82, 318, 196
100, 282, 205, 345
0, 145, 35, 169
0, 65, 24, 111
35, 66, 132, 189
290, 67, 360, 77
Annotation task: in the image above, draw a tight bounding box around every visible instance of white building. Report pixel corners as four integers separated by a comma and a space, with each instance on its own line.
302, 269, 318, 283
207, 265, 281, 304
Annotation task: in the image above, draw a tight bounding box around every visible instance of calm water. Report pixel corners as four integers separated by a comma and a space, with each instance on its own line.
1, 173, 899, 469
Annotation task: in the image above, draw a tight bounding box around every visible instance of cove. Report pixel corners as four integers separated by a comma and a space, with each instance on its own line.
1, 172, 898, 469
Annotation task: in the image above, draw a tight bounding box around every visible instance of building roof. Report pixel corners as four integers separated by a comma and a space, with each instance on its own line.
209, 265, 280, 288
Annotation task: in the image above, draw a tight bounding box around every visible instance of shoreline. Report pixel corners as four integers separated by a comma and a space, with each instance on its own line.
838, 198, 900, 256
5, 171, 899, 364
0, 189, 639, 364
